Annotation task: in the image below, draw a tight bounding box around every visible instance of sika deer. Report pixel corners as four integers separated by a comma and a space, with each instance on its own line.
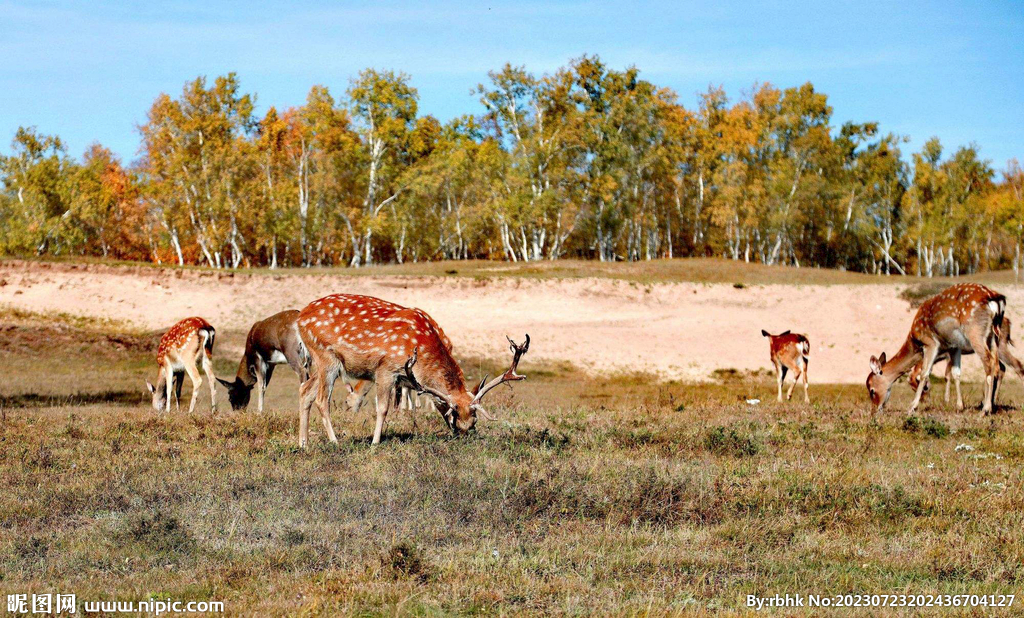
217, 310, 310, 412
761, 329, 810, 402
867, 283, 1006, 415
296, 293, 529, 446
145, 317, 217, 413
908, 317, 1024, 408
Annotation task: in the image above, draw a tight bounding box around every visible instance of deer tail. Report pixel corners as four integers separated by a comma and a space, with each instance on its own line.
802, 338, 810, 357
989, 294, 1006, 328
200, 326, 215, 357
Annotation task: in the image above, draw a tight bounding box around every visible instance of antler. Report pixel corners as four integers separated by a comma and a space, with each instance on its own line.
472, 334, 530, 404
399, 347, 453, 408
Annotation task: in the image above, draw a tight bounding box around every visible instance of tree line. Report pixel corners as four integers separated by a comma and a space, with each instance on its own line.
1, 56, 1021, 275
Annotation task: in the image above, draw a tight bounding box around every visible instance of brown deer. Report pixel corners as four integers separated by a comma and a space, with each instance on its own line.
867, 283, 1006, 415
216, 310, 310, 412
761, 330, 810, 402
145, 317, 217, 413
908, 317, 1024, 408
296, 293, 529, 446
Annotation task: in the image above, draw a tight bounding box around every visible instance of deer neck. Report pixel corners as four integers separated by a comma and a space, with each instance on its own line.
418, 353, 469, 404
234, 354, 256, 386
883, 337, 922, 381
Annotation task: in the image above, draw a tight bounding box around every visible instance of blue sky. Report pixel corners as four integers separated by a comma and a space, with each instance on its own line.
1, 0, 1022, 169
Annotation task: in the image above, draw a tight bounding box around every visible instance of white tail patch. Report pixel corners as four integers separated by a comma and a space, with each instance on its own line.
802, 340, 810, 356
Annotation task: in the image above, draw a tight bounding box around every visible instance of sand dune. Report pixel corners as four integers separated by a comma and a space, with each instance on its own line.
2, 260, 1021, 383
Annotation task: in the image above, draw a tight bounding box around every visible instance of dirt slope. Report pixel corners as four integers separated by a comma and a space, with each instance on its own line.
2, 260, 1021, 383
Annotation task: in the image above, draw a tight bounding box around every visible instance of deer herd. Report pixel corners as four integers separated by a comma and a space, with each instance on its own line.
145, 282, 1022, 447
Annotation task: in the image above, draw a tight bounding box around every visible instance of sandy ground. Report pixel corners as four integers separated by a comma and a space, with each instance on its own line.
2, 260, 1022, 383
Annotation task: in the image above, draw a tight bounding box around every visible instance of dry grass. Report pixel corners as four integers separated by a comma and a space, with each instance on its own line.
2, 310, 1024, 615
8, 255, 1023, 287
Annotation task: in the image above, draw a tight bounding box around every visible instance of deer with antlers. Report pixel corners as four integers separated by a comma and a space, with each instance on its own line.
296, 293, 529, 446
761, 329, 810, 402
217, 310, 310, 412
867, 283, 1006, 415
908, 317, 1024, 409
145, 317, 218, 413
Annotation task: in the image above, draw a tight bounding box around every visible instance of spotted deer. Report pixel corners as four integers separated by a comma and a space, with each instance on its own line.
296, 293, 529, 446
908, 317, 1024, 408
867, 283, 1006, 415
761, 329, 810, 402
145, 317, 217, 413
216, 310, 310, 412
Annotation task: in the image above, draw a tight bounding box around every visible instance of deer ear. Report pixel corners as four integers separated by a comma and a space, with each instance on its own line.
145, 380, 155, 394
869, 355, 884, 375
216, 377, 234, 388
780, 330, 791, 337
761, 330, 770, 337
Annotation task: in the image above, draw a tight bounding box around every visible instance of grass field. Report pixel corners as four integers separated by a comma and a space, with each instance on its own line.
3, 302, 1024, 616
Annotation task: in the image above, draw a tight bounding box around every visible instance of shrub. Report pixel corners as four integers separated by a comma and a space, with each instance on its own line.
704, 426, 761, 457
903, 416, 949, 439
118, 511, 194, 554
381, 541, 431, 582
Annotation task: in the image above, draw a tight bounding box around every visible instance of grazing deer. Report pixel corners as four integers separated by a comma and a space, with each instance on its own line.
145, 317, 217, 413
296, 293, 529, 446
867, 283, 1006, 415
908, 317, 1024, 408
216, 310, 310, 412
761, 330, 810, 402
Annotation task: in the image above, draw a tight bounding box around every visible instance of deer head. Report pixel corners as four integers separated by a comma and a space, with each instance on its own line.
216, 376, 253, 410
866, 352, 891, 411
401, 334, 530, 434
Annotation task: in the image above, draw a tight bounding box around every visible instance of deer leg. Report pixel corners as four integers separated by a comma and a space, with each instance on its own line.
909, 345, 940, 415
994, 361, 1005, 406
399, 388, 415, 431
948, 352, 963, 412
315, 366, 339, 444
786, 365, 800, 401
372, 373, 396, 445
967, 327, 997, 415
183, 362, 203, 414
775, 361, 786, 402
255, 360, 267, 414
164, 367, 174, 414
298, 372, 319, 448
941, 361, 949, 402
201, 352, 217, 412
173, 371, 184, 412
802, 357, 809, 403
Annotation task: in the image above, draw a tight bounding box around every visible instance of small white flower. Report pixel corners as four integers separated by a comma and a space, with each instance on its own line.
955, 444, 975, 452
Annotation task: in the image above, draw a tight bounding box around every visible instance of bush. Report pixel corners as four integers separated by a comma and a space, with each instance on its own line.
704, 426, 761, 457
381, 541, 431, 582
903, 416, 950, 439
118, 511, 194, 554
